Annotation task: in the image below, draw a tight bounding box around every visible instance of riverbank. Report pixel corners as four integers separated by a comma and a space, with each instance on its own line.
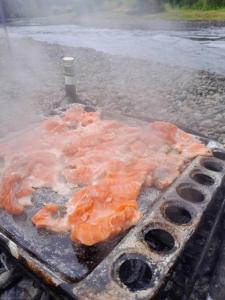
1, 37, 225, 144
8, 8, 225, 30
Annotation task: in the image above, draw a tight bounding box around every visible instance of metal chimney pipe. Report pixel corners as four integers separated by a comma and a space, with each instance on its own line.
63, 56, 77, 102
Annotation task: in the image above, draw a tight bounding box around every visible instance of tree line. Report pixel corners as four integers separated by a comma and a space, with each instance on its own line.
166, 0, 225, 8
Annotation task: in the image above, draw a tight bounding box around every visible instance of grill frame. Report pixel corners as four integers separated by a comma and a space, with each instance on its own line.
71, 154, 225, 300
0, 105, 224, 299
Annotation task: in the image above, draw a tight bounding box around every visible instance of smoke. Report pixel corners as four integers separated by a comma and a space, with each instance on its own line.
0, 1, 112, 140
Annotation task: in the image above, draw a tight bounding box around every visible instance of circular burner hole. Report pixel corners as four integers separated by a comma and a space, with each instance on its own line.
164, 205, 192, 225
177, 185, 204, 203
118, 258, 152, 291
202, 160, 223, 172
144, 229, 175, 253
191, 173, 215, 186
213, 149, 225, 161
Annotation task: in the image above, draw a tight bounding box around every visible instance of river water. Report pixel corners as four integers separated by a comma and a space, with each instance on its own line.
4, 24, 225, 75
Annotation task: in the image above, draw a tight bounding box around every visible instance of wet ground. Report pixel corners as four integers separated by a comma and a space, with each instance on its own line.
0, 32, 225, 143
7, 24, 225, 75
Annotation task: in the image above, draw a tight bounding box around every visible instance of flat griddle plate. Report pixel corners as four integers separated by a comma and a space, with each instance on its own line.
0, 109, 160, 283
0, 185, 160, 283
0, 107, 224, 299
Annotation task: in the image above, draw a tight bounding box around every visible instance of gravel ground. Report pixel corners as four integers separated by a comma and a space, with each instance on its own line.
1, 37, 225, 143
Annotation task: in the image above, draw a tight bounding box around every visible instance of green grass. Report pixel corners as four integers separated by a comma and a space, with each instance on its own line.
102, 6, 225, 22
161, 7, 225, 20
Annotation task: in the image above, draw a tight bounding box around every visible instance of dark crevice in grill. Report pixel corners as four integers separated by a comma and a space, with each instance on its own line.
0, 278, 43, 300
0, 244, 68, 300
164, 205, 192, 225
144, 229, 175, 253
0, 252, 24, 298
0, 265, 67, 300
118, 258, 152, 291
0, 268, 22, 293
177, 185, 205, 203
191, 173, 215, 186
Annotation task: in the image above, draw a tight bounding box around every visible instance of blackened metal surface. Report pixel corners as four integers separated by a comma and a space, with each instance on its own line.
0, 186, 160, 283
0, 107, 161, 285
0, 106, 224, 299
0, 188, 87, 282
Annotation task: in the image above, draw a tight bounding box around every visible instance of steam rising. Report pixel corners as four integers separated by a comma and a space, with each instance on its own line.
0, 36, 64, 138
0, 1, 225, 144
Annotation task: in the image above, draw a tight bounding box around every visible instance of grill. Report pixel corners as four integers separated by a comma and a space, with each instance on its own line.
0, 106, 225, 300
